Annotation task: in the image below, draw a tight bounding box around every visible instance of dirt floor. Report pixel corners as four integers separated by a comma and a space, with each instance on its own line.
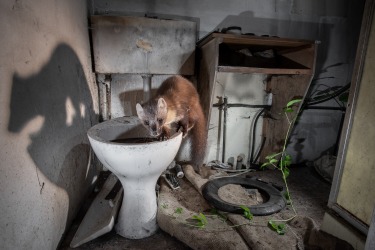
59, 164, 332, 250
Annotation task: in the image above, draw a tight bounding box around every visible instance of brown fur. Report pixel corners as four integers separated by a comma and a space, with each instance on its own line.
136, 76, 207, 169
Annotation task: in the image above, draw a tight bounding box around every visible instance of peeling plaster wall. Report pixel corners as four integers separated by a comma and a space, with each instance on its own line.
90, 0, 364, 162
0, 0, 98, 249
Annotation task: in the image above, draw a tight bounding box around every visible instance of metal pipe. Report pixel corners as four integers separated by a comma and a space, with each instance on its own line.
98, 81, 106, 121
253, 136, 266, 165
104, 74, 111, 120
222, 97, 228, 163
213, 103, 270, 109
141, 74, 153, 102
97, 74, 111, 121
248, 108, 265, 165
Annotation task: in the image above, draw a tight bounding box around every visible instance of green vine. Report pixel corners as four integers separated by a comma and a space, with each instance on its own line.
168, 206, 253, 230
261, 98, 302, 234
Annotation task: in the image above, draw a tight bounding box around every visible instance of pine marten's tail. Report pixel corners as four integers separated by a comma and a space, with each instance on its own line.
190, 107, 207, 169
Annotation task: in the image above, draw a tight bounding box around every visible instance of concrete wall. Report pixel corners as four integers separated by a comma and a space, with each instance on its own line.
0, 0, 98, 249
90, 0, 365, 163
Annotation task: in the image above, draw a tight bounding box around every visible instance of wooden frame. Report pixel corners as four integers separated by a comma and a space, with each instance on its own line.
197, 33, 317, 163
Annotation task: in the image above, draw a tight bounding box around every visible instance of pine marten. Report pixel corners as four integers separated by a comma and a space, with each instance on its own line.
136, 75, 207, 170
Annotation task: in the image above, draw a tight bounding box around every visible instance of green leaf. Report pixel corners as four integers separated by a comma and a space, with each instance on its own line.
240, 205, 250, 212
282, 167, 290, 179
192, 213, 205, 222
191, 215, 199, 220
261, 162, 271, 169
270, 159, 278, 164
240, 205, 253, 220
286, 99, 302, 108
244, 211, 253, 220
268, 220, 277, 230
265, 152, 282, 160
192, 213, 207, 228
268, 220, 286, 235
280, 154, 291, 169
175, 207, 183, 214
261, 158, 279, 169
284, 99, 302, 113
284, 107, 294, 113
283, 154, 292, 166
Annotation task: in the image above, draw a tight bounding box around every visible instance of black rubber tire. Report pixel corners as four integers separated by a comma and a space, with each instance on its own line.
202, 177, 286, 216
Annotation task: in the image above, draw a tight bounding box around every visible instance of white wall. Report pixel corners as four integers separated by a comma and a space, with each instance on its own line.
91, 0, 364, 163
0, 0, 98, 249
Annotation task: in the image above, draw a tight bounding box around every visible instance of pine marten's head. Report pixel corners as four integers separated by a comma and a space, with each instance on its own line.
136, 98, 167, 137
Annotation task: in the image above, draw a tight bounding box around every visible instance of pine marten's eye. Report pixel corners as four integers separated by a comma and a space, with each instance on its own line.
144, 121, 150, 126
157, 118, 163, 124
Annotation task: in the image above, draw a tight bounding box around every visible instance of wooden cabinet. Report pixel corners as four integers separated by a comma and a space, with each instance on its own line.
197, 33, 317, 164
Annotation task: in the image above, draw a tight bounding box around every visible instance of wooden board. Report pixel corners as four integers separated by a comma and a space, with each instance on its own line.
70, 174, 123, 247
197, 38, 220, 125
217, 66, 312, 75
198, 33, 315, 49
259, 75, 312, 163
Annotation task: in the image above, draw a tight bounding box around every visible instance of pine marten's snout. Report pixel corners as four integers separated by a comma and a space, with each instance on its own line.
150, 123, 160, 136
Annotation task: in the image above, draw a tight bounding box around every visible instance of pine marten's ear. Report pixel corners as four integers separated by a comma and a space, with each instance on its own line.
157, 98, 167, 117
136, 103, 145, 119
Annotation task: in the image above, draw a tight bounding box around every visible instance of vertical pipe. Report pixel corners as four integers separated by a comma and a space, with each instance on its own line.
104, 74, 111, 120
222, 97, 228, 163
141, 74, 153, 102
98, 80, 106, 121
97, 74, 111, 121
248, 108, 265, 165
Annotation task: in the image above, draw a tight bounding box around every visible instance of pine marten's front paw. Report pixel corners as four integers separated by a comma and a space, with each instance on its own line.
181, 127, 189, 138
178, 127, 188, 138
176, 121, 190, 138
158, 133, 170, 141
182, 131, 188, 138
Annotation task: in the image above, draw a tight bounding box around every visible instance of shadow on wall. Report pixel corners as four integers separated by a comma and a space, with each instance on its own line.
7, 44, 97, 228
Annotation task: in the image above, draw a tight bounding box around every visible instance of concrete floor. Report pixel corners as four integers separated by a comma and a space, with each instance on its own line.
60, 227, 190, 250
59, 164, 331, 249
